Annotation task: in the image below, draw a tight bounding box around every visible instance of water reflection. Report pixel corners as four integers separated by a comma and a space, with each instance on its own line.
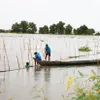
34, 67, 41, 81
44, 67, 51, 82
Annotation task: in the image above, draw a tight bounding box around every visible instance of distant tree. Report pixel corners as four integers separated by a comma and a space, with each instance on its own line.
74, 25, 88, 35
39, 27, 44, 34
20, 21, 28, 33
56, 21, 65, 34
49, 24, 57, 34
11, 22, 21, 33
74, 25, 95, 35
95, 32, 100, 35
65, 24, 73, 34
73, 29, 76, 34
39, 25, 49, 34
86, 28, 95, 35
43, 25, 49, 34
0, 29, 5, 33
27, 22, 37, 33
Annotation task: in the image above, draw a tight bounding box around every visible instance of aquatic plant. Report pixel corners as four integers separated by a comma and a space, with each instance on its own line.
78, 46, 91, 52
8, 97, 13, 100
69, 56, 80, 59
40, 40, 44, 42
30, 86, 48, 100
65, 70, 100, 100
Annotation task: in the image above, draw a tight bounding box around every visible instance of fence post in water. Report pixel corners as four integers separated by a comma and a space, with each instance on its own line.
20, 39, 24, 68
23, 38, 25, 50
16, 54, 20, 69
4, 55, 6, 71
29, 39, 33, 66
3, 38, 10, 71
27, 42, 31, 64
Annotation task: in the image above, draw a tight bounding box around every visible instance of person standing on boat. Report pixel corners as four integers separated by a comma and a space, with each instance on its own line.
33, 52, 42, 65
45, 44, 51, 61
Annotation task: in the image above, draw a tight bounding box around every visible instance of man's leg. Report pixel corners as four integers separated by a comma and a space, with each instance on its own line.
33, 58, 37, 65
48, 54, 51, 61
45, 54, 47, 61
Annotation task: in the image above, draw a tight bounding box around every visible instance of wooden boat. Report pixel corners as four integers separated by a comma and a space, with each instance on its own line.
37, 59, 100, 66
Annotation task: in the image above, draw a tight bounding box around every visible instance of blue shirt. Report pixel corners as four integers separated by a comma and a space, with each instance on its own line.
45, 46, 51, 54
35, 52, 42, 61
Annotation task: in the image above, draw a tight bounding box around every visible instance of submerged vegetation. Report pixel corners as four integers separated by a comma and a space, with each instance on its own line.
30, 86, 48, 100
0, 21, 95, 35
79, 46, 91, 52
69, 55, 80, 58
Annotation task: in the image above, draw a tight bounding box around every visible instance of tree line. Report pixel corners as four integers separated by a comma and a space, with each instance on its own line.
0, 20, 99, 35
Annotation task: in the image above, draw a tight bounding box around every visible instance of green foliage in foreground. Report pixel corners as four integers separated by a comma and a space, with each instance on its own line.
65, 70, 100, 100
79, 46, 91, 52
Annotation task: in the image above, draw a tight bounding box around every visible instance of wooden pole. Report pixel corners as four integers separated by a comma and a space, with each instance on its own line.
23, 38, 25, 50
29, 39, 33, 66
3, 38, 10, 71
27, 42, 30, 64
4, 55, 6, 71
16, 54, 20, 69
20, 39, 24, 68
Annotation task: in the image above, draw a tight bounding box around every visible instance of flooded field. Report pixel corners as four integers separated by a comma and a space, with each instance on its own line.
0, 33, 100, 100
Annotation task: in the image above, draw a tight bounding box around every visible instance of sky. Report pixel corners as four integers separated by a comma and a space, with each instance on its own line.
0, 0, 100, 31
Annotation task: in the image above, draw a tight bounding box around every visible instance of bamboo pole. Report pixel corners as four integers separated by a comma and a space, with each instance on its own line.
3, 38, 10, 71
36, 40, 38, 51
27, 42, 30, 64
16, 54, 20, 69
23, 38, 25, 50
4, 55, 6, 71
29, 39, 33, 66
20, 39, 24, 68
33, 38, 34, 53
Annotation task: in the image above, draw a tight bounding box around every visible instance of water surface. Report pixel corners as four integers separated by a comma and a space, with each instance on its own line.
0, 33, 100, 100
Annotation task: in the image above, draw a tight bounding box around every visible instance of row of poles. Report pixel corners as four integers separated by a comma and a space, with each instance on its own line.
0, 35, 100, 71
0, 36, 43, 72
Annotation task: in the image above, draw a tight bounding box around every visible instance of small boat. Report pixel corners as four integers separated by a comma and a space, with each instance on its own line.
37, 59, 100, 66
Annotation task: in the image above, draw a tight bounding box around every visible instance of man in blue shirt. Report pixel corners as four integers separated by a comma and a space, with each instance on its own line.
45, 44, 51, 61
33, 52, 42, 65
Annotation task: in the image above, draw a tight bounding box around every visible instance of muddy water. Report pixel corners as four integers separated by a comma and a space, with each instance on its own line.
0, 33, 100, 100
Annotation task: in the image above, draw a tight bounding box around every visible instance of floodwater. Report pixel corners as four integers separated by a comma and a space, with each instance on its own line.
0, 33, 100, 100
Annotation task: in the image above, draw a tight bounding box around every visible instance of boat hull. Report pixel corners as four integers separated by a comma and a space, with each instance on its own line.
37, 59, 100, 66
